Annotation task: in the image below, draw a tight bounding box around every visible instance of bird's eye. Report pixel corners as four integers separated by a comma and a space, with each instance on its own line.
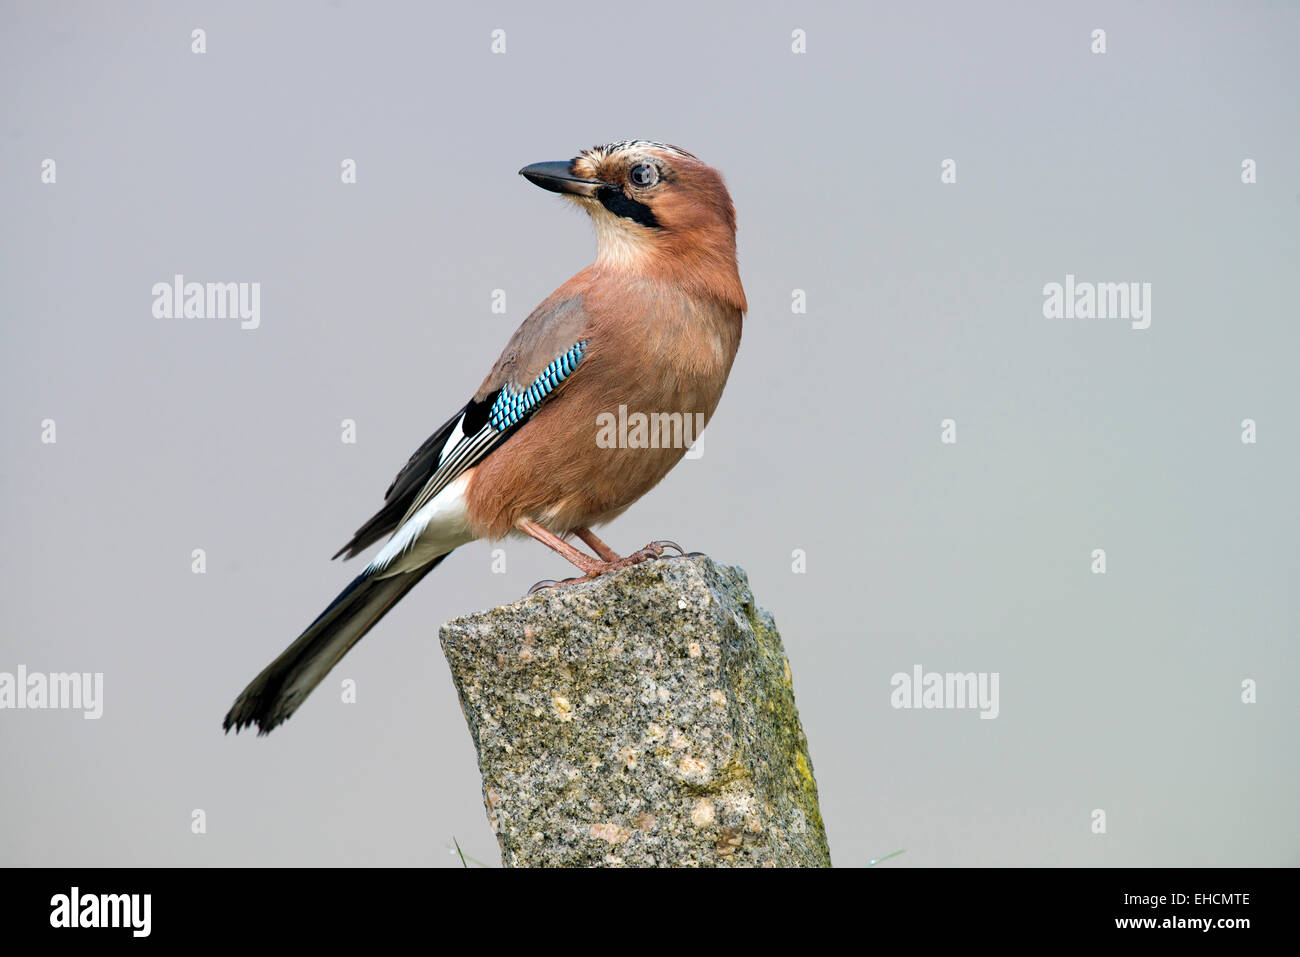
629, 164, 658, 188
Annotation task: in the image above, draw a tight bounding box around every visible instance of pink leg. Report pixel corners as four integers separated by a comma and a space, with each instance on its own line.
573, 527, 621, 563
516, 518, 686, 592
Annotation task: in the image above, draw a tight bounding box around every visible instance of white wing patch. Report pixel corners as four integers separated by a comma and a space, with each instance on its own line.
366, 472, 474, 577
438, 413, 467, 467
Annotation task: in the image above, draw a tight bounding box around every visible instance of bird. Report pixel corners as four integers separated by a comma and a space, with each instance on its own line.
223, 141, 747, 735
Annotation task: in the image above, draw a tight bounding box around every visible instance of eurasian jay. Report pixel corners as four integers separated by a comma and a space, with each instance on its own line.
224, 141, 747, 734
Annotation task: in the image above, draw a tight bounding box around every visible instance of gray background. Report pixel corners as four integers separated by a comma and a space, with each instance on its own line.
2, 0, 1296, 867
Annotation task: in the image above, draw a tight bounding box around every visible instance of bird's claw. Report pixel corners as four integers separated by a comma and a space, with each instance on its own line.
526, 577, 586, 595
623, 541, 673, 564
646, 540, 686, 557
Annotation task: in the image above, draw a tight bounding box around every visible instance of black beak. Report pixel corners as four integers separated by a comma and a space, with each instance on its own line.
519, 160, 605, 198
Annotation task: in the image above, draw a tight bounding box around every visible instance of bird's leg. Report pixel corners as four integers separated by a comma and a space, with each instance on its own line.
517, 519, 683, 595
571, 526, 694, 565
572, 527, 621, 563
516, 518, 605, 575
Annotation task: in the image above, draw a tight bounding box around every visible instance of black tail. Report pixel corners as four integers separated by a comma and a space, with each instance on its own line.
223, 554, 448, 735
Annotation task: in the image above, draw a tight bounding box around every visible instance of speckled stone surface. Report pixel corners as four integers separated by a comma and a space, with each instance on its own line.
439, 555, 831, 867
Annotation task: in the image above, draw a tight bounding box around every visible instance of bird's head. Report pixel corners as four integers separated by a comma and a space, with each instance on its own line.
520, 141, 745, 311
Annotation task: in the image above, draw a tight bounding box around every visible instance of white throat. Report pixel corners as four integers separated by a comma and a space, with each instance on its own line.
587, 206, 655, 271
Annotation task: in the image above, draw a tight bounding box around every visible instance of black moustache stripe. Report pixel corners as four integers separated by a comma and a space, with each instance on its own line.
596, 186, 661, 229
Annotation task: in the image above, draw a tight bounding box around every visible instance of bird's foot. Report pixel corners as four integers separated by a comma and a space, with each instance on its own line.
644, 540, 708, 559
589, 539, 688, 572
643, 541, 707, 558
623, 540, 678, 562
525, 541, 691, 595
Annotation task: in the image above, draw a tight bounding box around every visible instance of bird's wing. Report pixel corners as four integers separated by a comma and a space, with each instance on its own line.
330, 406, 469, 559
333, 293, 592, 560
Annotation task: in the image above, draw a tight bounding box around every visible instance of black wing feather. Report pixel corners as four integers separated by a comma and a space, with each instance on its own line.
331, 392, 503, 560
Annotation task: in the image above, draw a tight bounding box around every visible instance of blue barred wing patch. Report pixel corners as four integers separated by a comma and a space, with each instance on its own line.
380, 340, 589, 542
488, 341, 587, 432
